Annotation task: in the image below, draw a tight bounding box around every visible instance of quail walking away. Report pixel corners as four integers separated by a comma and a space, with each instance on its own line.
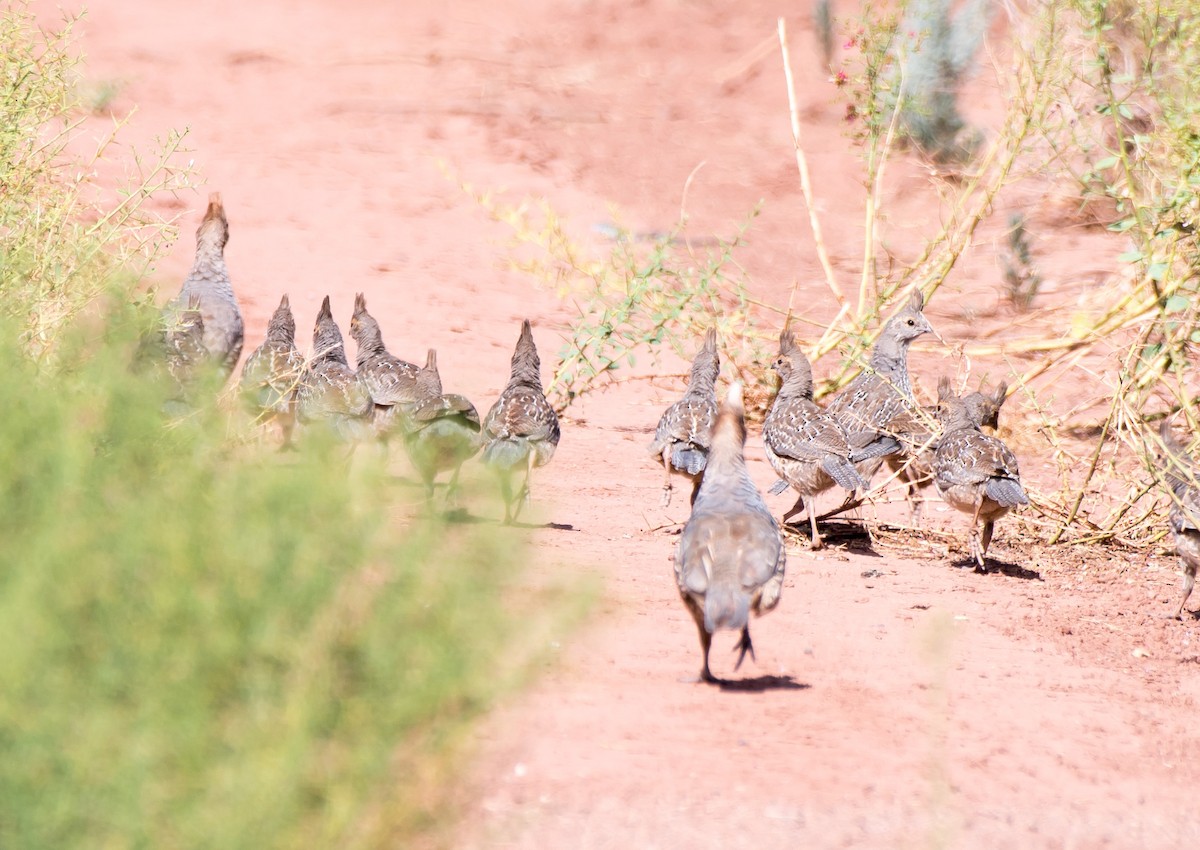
403, 348, 483, 504
482, 319, 561, 524
239, 293, 305, 447
297, 295, 373, 442
886, 380, 1007, 525
675, 382, 786, 683
170, 192, 244, 382
349, 292, 421, 441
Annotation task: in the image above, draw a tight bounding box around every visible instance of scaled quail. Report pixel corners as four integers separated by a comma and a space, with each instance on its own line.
297, 295, 373, 442
481, 319, 560, 524
647, 328, 719, 507
763, 329, 865, 549
931, 377, 1028, 570
349, 292, 421, 442
826, 289, 938, 486
403, 348, 483, 504
239, 293, 305, 447
675, 382, 786, 684
169, 192, 244, 381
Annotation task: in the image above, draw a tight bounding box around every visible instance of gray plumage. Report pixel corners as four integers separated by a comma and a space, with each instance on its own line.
763, 329, 865, 549
1158, 418, 1200, 619
932, 377, 1028, 570
160, 294, 208, 411
297, 295, 373, 442
849, 434, 902, 463
349, 292, 421, 440
826, 288, 937, 485
169, 193, 244, 381
675, 382, 785, 684
481, 319, 560, 524
164, 295, 206, 380
886, 380, 1007, 525
239, 293, 304, 446
403, 348, 483, 502
647, 327, 719, 507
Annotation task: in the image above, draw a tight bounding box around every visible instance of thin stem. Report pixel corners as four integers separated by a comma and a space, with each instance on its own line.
778, 17, 844, 306
859, 50, 907, 318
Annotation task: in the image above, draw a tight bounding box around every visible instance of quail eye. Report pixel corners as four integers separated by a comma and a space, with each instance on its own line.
906, 318, 915, 326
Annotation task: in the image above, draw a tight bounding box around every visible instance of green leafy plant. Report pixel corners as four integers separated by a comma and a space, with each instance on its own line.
0, 3, 193, 357
839, 0, 991, 166
892, 0, 992, 164
1000, 213, 1041, 311
0, 305, 585, 850
463, 185, 776, 413
994, 0, 1200, 543
813, 0, 1062, 386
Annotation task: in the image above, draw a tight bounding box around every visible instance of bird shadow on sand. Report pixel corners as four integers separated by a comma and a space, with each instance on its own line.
504, 519, 577, 531
952, 556, 1043, 581
712, 674, 810, 693
785, 520, 883, 557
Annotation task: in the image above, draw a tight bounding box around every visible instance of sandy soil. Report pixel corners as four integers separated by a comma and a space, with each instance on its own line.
66, 0, 1200, 847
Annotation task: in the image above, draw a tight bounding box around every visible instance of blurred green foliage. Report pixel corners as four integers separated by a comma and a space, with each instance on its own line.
1075, 0, 1200, 380
0, 8, 587, 848
0, 304, 580, 850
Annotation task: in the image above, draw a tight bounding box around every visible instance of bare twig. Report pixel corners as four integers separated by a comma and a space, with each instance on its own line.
778, 17, 844, 306
858, 51, 907, 317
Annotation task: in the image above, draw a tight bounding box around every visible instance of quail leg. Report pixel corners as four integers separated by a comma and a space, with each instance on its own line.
660, 448, 674, 507
498, 470, 515, 525
980, 519, 996, 562
808, 508, 824, 551
781, 494, 806, 525
445, 464, 464, 508
1174, 562, 1197, 620
970, 502, 987, 571
907, 480, 923, 527
733, 626, 756, 670
511, 454, 535, 523
684, 598, 717, 683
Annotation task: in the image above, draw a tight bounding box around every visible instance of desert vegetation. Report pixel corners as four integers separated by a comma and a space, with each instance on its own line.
473, 0, 1200, 554
0, 6, 580, 849
6, 0, 1200, 846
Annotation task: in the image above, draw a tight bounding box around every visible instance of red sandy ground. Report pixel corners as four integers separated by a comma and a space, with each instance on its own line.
66, 0, 1200, 847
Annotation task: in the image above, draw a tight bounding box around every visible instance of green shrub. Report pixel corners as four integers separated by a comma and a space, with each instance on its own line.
840, 0, 992, 166
891, 0, 992, 164
0, 3, 192, 356
461, 184, 773, 413
0, 306, 578, 850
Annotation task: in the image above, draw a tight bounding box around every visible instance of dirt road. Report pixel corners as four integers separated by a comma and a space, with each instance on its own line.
72, 1, 1200, 846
